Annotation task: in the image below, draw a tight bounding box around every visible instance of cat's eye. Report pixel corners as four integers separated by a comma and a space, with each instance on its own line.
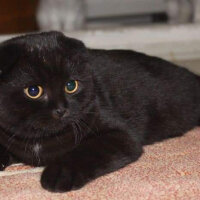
65, 80, 78, 94
24, 85, 43, 99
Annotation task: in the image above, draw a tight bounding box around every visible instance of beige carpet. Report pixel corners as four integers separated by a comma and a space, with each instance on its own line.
0, 128, 200, 200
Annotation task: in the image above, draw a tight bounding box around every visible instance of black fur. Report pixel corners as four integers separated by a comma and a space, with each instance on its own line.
0, 31, 200, 192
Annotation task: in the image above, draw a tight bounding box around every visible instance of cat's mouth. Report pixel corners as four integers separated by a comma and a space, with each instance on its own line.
25, 114, 71, 130
29, 120, 72, 136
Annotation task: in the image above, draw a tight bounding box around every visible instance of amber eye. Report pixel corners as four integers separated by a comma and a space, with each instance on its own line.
65, 80, 78, 94
24, 86, 43, 99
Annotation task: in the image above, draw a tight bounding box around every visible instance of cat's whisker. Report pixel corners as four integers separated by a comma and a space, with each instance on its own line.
24, 138, 29, 154
6, 133, 17, 151
72, 121, 80, 145
75, 120, 84, 143
55, 133, 63, 145
79, 119, 91, 132
73, 119, 88, 145
79, 118, 99, 136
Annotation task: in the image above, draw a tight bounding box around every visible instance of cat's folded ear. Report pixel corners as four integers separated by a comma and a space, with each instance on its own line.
0, 41, 21, 77
58, 34, 88, 59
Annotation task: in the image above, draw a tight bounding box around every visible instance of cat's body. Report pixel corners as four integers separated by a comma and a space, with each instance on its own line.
0, 32, 200, 192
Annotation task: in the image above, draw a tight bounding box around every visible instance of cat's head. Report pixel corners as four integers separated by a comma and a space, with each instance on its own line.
0, 32, 95, 140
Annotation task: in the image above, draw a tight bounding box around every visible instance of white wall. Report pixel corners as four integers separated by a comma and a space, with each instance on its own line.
0, 24, 200, 62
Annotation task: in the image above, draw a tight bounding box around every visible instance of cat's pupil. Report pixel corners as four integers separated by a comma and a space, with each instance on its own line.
66, 80, 76, 91
28, 86, 40, 97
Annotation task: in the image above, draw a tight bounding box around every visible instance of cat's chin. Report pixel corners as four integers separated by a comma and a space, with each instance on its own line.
27, 123, 71, 138
5, 121, 72, 140
24, 117, 73, 135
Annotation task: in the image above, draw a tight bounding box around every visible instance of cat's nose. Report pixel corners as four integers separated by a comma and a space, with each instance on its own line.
52, 108, 69, 119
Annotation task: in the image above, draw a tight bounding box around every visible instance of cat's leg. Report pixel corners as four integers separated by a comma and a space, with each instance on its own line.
41, 129, 142, 192
0, 145, 11, 170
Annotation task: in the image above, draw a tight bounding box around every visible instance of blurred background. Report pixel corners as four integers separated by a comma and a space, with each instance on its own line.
0, 0, 200, 73
0, 0, 198, 33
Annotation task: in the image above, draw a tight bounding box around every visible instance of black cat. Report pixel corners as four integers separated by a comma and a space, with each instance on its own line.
0, 31, 200, 192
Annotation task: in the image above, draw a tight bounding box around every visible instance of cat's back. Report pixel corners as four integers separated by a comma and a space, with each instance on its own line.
89, 49, 200, 141
89, 48, 200, 120
89, 48, 196, 77
89, 48, 200, 95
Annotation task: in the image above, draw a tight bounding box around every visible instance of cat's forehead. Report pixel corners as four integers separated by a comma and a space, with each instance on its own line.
7, 31, 86, 60
13, 31, 79, 49
17, 50, 77, 82
17, 32, 82, 63
0, 32, 88, 83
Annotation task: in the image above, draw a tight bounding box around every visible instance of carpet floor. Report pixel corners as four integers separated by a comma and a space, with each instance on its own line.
0, 128, 200, 200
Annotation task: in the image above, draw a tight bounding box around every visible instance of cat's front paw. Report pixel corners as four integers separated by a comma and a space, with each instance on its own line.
41, 164, 85, 192
0, 158, 9, 171
0, 146, 10, 171
0, 153, 10, 171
